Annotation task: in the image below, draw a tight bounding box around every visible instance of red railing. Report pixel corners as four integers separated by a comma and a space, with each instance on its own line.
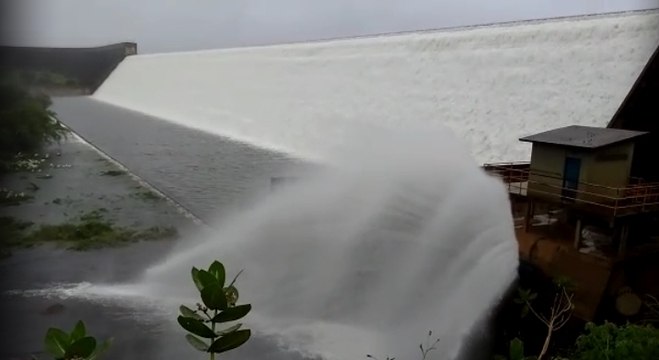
483, 162, 659, 217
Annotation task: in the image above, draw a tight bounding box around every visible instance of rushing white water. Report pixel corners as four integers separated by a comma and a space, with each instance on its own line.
94, 10, 659, 164
136, 127, 519, 359
24, 10, 658, 358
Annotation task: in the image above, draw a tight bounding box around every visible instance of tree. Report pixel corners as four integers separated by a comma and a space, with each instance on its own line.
522, 278, 575, 360
0, 83, 67, 165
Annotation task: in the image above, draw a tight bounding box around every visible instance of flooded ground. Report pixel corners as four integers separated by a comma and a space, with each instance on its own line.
0, 97, 317, 359
51, 97, 313, 221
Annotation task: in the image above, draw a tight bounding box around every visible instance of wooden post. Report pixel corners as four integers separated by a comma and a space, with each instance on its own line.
525, 199, 535, 232
574, 218, 582, 249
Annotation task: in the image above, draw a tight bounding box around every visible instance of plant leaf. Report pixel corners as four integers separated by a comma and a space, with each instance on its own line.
65, 336, 96, 359
185, 334, 209, 352
70, 321, 86, 341
201, 283, 227, 311
208, 261, 226, 288
180, 305, 204, 320
216, 323, 242, 336
198, 269, 219, 290
191, 267, 204, 292
44, 328, 70, 358
88, 338, 113, 360
208, 330, 251, 354
177, 315, 217, 339
520, 305, 530, 318
509, 338, 525, 360
212, 304, 252, 323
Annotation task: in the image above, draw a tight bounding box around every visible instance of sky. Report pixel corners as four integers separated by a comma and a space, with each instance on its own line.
2, 0, 658, 53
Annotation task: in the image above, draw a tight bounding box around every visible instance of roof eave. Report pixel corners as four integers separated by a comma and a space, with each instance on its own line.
519, 133, 649, 150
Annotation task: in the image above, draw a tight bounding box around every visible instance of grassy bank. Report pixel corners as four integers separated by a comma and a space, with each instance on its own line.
0, 83, 198, 258
0, 136, 196, 258
0, 209, 177, 255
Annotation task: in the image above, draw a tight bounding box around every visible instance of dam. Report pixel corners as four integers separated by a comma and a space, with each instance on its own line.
3, 8, 659, 360
93, 10, 659, 164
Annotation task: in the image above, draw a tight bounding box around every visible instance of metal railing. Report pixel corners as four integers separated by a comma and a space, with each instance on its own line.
483, 162, 659, 217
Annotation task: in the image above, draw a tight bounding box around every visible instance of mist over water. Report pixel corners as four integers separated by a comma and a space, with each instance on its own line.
138, 128, 519, 359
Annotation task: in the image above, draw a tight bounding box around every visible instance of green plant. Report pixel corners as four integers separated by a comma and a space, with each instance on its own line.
0, 84, 67, 164
2, 210, 178, 252
99, 170, 125, 177
131, 190, 161, 201
494, 338, 537, 360
178, 260, 251, 359
573, 322, 659, 360
523, 278, 575, 360
44, 320, 111, 360
514, 288, 538, 319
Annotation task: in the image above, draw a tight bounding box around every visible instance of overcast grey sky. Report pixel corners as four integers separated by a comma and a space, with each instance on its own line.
3, 0, 658, 53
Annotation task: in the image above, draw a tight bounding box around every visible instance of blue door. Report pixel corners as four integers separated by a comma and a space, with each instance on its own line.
562, 157, 581, 201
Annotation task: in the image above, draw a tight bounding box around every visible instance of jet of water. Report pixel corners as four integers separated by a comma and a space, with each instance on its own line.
142, 126, 519, 360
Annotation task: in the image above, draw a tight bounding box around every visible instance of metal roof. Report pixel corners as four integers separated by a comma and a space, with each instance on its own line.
519, 125, 647, 149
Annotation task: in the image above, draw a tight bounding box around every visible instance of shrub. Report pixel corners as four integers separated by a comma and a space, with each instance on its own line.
178, 260, 251, 359
0, 83, 67, 164
44, 320, 111, 360
572, 322, 659, 360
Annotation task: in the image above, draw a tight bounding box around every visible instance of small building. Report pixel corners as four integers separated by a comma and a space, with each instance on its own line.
484, 125, 659, 321
482, 44, 659, 323
520, 125, 649, 218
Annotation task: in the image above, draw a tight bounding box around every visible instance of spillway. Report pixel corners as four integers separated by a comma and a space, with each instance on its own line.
94, 10, 659, 163
35, 9, 658, 360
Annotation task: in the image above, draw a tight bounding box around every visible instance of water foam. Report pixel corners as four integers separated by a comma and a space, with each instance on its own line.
94, 10, 659, 163
137, 127, 519, 359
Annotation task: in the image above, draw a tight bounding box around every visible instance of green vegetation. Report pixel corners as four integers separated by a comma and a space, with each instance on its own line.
44, 320, 111, 360
131, 190, 162, 201
99, 170, 125, 177
37, 260, 658, 360
0, 82, 68, 172
496, 321, 659, 360
3, 70, 79, 89
0, 188, 34, 205
572, 322, 659, 360
44, 260, 251, 359
522, 278, 575, 360
495, 272, 659, 360
494, 338, 536, 360
178, 260, 251, 359
0, 216, 33, 258
0, 210, 177, 254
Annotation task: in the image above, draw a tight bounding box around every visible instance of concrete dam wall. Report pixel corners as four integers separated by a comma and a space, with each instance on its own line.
94, 11, 659, 163
0, 42, 137, 92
